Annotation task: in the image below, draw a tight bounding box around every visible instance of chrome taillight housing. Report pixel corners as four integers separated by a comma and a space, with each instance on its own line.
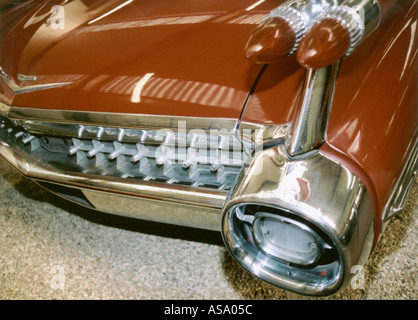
244, 0, 381, 68
221, 143, 375, 296
223, 203, 342, 295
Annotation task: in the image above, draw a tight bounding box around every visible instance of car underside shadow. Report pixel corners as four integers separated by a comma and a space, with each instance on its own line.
0, 158, 224, 246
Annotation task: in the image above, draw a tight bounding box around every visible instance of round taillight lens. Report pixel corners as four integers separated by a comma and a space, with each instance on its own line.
253, 212, 320, 265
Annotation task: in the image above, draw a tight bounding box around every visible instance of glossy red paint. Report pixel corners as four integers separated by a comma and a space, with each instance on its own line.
241, 54, 305, 125
323, 1, 418, 244
1, 0, 416, 247
241, 0, 417, 244
0, 0, 283, 118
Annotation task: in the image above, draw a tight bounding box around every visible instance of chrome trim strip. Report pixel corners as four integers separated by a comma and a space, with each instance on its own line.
221, 141, 375, 295
21, 121, 245, 150
236, 121, 288, 154
17, 74, 42, 82
0, 103, 289, 147
285, 61, 340, 157
0, 139, 226, 209
0, 67, 72, 94
381, 138, 418, 226
1, 104, 238, 131
0, 101, 10, 114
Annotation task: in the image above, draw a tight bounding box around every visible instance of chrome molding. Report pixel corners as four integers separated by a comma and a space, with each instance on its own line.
0, 67, 71, 94
221, 141, 375, 296
0, 113, 247, 191
0, 103, 288, 150
381, 138, 418, 228
0, 103, 237, 131
237, 121, 288, 150
17, 74, 41, 82
285, 61, 340, 157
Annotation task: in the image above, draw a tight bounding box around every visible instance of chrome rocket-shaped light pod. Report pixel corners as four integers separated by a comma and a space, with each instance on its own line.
244, 0, 381, 68
244, 0, 381, 157
244, 4, 309, 64
297, 1, 381, 68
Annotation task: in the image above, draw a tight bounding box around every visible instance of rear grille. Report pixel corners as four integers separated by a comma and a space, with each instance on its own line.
0, 114, 251, 191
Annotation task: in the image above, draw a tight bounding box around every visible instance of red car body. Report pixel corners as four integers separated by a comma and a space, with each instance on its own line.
0, 0, 416, 296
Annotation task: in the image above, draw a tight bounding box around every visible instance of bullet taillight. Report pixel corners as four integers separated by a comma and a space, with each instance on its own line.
245, 0, 381, 68
244, 5, 309, 64
296, 18, 351, 69
244, 17, 296, 64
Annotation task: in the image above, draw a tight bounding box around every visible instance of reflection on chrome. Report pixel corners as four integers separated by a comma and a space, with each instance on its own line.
274, 162, 310, 204
222, 142, 375, 296
29, 74, 86, 84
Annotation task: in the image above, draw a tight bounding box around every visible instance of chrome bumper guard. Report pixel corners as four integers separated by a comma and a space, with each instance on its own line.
221, 143, 375, 296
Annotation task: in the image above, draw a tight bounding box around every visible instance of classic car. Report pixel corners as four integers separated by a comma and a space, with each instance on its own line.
0, 0, 416, 297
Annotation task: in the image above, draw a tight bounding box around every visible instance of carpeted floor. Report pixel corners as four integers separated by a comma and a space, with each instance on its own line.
0, 157, 416, 300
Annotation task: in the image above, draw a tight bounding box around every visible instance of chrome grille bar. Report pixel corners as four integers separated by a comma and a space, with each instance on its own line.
0, 114, 250, 191
0, 105, 288, 229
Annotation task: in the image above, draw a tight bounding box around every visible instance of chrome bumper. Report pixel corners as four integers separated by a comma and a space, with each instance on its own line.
0, 104, 283, 231
0, 139, 226, 230
0, 103, 378, 296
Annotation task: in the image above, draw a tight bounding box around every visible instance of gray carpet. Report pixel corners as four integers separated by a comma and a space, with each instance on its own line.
0, 157, 416, 299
